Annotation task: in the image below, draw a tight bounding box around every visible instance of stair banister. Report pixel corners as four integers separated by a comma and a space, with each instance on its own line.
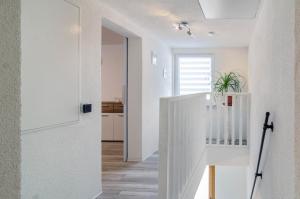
250, 112, 274, 199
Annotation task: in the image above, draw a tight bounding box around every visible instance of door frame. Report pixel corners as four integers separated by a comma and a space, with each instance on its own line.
123, 37, 129, 161
101, 18, 143, 162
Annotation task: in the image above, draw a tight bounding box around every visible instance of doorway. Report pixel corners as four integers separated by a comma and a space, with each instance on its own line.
101, 26, 128, 161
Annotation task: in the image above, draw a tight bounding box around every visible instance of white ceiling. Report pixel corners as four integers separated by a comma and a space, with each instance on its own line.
99, 0, 260, 48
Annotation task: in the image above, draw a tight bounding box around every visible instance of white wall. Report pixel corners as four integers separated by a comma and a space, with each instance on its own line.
0, 1, 21, 198
101, 44, 124, 102
248, 0, 295, 198
215, 166, 247, 199
127, 38, 143, 160
295, 2, 300, 198
142, 38, 173, 159
21, 0, 102, 199
172, 47, 249, 91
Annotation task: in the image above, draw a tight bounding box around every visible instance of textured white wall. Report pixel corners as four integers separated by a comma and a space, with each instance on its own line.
21, 0, 102, 199
101, 44, 124, 102
248, 0, 295, 198
0, 1, 21, 199
295, 1, 300, 198
215, 166, 247, 199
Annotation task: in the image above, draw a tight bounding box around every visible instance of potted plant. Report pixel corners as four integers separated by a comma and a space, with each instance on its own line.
214, 72, 244, 106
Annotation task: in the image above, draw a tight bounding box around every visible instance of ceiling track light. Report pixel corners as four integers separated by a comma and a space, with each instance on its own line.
208, 31, 215, 37
187, 28, 192, 36
178, 24, 183, 30
176, 21, 193, 37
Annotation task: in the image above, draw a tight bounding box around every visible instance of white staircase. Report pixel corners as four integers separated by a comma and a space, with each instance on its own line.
159, 93, 250, 199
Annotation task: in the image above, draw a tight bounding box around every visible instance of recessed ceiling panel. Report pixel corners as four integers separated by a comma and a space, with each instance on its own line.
199, 0, 261, 19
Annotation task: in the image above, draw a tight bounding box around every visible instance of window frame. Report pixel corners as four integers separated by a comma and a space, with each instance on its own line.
174, 53, 215, 96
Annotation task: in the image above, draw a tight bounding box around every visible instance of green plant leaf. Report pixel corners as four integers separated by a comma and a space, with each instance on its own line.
214, 72, 244, 94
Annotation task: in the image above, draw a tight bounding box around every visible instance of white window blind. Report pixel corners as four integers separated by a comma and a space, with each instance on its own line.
178, 56, 212, 95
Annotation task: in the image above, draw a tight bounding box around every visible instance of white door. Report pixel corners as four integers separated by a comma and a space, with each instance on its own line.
114, 114, 124, 141
102, 115, 114, 141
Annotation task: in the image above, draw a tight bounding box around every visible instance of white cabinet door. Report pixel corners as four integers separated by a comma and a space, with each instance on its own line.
102, 115, 114, 141
114, 114, 124, 141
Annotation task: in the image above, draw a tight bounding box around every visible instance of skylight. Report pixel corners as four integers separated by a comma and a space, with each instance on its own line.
199, 0, 261, 19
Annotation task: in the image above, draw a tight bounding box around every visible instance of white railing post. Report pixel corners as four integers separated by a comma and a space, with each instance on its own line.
159, 98, 170, 199
246, 94, 251, 146
239, 95, 244, 146
224, 94, 229, 145
216, 96, 221, 145
231, 95, 236, 145
209, 96, 213, 144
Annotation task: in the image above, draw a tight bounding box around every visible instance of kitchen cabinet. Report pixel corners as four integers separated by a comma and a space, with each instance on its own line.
102, 114, 114, 140
101, 113, 124, 141
114, 114, 124, 140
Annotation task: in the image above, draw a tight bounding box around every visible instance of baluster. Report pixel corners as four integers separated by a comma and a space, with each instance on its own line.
231, 95, 235, 145
182, 105, 185, 192
175, 102, 181, 198
174, 102, 180, 199
209, 96, 213, 144
246, 95, 250, 146
184, 106, 188, 185
168, 101, 175, 199
224, 94, 229, 145
216, 96, 221, 145
239, 95, 243, 146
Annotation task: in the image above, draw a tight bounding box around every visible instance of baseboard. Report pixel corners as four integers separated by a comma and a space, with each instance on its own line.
127, 157, 142, 162
128, 154, 142, 162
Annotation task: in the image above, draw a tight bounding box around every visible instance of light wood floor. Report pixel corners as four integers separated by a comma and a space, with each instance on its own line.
97, 142, 159, 199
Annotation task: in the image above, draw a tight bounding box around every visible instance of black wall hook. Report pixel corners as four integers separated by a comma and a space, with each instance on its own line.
263, 112, 274, 132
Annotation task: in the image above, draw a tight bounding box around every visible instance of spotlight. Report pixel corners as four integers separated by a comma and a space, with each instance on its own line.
208, 31, 215, 37
181, 21, 189, 27
178, 24, 183, 30
175, 21, 193, 37
187, 29, 192, 36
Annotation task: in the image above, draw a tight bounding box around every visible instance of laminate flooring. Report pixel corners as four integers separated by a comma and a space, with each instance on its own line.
97, 142, 159, 199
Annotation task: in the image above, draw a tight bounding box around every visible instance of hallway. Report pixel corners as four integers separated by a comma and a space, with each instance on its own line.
98, 142, 159, 199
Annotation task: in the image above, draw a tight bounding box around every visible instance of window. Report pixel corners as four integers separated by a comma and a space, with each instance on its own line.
175, 55, 213, 95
